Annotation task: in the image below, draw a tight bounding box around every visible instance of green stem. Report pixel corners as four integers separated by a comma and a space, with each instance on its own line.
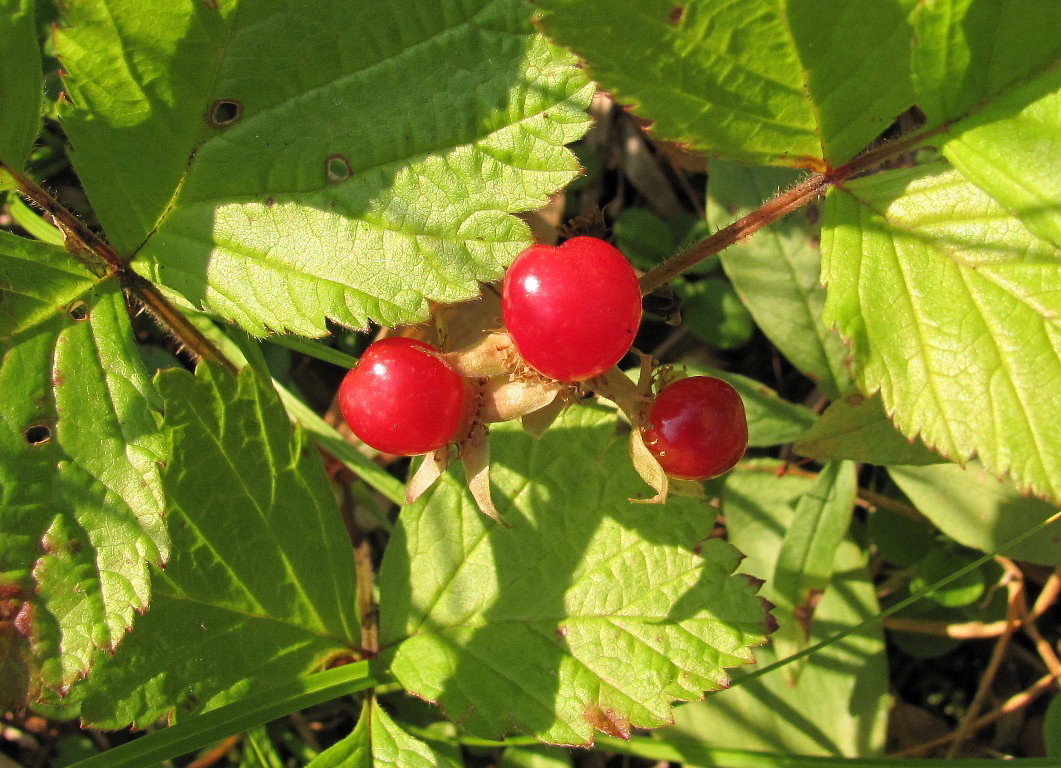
266, 334, 358, 369
70, 662, 387, 768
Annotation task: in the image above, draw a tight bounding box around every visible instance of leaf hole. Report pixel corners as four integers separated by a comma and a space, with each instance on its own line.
67, 300, 89, 321
326, 154, 352, 183
667, 4, 685, 25
24, 424, 51, 446
208, 99, 242, 127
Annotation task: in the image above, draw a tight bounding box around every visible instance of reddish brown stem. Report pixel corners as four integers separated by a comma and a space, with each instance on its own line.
5, 162, 234, 373
637, 125, 946, 293
638, 172, 829, 293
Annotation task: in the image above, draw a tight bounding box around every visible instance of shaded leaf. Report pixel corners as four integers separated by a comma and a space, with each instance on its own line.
769, 461, 857, 680
75, 364, 358, 727
377, 405, 768, 745
821, 163, 1061, 502
57, 0, 592, 335
536, 0, 913, 167
0, 232, 165, 706
793, 392, 945, 466
708, 161, 851, 399
910, 0, 1060, 127
889, 462, 1061, 567
0, 0, 43, 167
663, 461, 888, 757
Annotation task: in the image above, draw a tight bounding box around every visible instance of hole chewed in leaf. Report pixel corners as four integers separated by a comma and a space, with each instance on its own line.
326, 154, 352, 183
66, 300, 89, 321
23, 424, 51, 446
667, 5, 685, 25
583, 703, 631, 740
208, 99, 241, 127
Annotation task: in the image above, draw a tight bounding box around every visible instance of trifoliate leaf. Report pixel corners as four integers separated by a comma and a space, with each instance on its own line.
663, 461, 888, 757
889, 462, 1061, 567
708, 161, 851, 399
821, 163, 1061, 502
0, 0, 43, 168
377, 404, 769, 745
308, 699, 461, 768
536, 0, 913, 168
0, 232, 166, 707
794, 392, 945, 466
56, 0, 592, 336
75, 364, 358, 728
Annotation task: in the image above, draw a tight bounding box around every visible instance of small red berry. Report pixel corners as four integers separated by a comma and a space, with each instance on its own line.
338, 337, 466, 456
641, 376, 748, 480
502, 236, 642, 382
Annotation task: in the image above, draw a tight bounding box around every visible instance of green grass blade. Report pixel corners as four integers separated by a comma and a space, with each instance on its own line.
70, 662, 386, 768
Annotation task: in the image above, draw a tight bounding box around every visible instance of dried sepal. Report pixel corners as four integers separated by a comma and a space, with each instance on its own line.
480, 377, 563, 423
438, 331, 518, 377
405, 447, 450, 505
628, 427, 669, 504
460, 425, 511, 527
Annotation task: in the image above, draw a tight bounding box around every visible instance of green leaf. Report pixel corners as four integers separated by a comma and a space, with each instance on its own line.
377, 405, 769, 745
708, 161, 851, 399
75, 364, 358, 728
57, 0, 592, 335
676, 278, 754, 350
499, 745, 572, 768
794, 392, 945, 466
889, 462, 1061, 567
768, 461, 857, 680
308, 700, 461, 768
909, 548, 985, 608
821, 163, 1061, 502
1045, 694, 1061, 758
662, 461, 888, 757
536, 0, 913, 168
0, 0, 43, 167
0, 232, 166, 707
680, 365, 816, 448
940, 69, 1061, 249
910, 0, 1060, 127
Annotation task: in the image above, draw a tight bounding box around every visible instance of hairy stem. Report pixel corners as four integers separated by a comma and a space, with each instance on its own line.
5, 162, 234, 373
637, 125, 944, 293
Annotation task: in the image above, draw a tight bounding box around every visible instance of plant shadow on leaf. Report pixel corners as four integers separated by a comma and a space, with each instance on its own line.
59, 0, 591, 337
377, 405, 770, 745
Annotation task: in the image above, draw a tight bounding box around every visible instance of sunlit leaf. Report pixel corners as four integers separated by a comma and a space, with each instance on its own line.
821, 163, 1061, 502
57, 0, 592, 335
377, 405, 769, 745
308, 700, 460, 768
0, 232, 165, 706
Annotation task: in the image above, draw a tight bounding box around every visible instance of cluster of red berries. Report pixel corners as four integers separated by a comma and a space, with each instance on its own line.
338, 236, 748, 503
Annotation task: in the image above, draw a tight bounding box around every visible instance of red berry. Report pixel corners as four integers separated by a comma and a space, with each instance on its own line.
502, 236, 642, 382
641, 376, 748, 480
338, 337, 466, 456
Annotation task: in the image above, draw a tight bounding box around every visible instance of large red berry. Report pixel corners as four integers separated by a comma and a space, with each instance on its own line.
641, 376, 748, 480
502, 236, 642, 382
339, 337, 466, 456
